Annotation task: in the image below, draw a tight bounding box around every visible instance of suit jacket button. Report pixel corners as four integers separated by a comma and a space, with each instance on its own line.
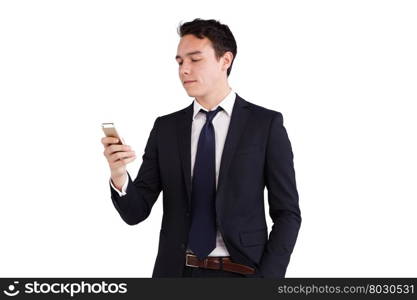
181, 243, 185, 249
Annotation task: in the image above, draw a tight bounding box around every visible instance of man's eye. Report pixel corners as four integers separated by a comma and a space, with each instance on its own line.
177, 59, 200, 66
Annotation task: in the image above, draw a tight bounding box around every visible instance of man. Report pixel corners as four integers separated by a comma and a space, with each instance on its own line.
101, 18, 301, 279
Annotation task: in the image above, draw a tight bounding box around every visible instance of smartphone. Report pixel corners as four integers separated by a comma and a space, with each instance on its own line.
102, 122, 124, 145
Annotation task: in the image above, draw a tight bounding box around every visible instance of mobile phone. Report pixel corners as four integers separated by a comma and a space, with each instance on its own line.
102, 122, 124, 145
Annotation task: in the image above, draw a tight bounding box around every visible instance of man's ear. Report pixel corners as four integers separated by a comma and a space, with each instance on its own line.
221, 51, 234, 72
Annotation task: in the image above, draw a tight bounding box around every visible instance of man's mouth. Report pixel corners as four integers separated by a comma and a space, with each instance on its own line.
184, 80, 197, 85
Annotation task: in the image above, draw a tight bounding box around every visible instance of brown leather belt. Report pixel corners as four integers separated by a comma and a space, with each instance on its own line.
185, 253, 255, 275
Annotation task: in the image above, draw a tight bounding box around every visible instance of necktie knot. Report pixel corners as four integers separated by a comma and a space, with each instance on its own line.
201, 106, 223, 124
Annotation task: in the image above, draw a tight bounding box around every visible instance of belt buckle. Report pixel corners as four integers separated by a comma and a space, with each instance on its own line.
185, 253, 198, 268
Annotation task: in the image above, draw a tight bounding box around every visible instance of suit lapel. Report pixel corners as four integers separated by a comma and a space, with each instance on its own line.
176, 94, 252, 207
216, 94, 251, 196
177, 101, 194, 206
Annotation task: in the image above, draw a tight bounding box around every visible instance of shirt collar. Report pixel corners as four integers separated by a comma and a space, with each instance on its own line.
192, 90, 236, 120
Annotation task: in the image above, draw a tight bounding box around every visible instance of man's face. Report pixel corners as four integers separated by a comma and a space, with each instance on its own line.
176, 34, 230, 98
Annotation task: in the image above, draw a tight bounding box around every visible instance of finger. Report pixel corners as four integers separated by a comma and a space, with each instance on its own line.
109, 151, 136, 163
112, 155, 136, 168
101, 136, 116, 146
105, 144, 131, 156
101, 137, 120, 147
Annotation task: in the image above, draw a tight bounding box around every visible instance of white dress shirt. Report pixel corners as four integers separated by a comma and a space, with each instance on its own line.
111, 89, 236, 257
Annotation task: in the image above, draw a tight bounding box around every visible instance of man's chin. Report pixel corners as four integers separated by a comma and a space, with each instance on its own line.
184, 89, 202, 98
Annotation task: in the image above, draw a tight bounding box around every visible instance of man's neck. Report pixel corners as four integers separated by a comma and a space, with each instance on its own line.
196, 85, 232, 111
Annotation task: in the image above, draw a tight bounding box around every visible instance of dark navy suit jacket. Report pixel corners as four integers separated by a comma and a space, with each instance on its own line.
110, 93, 301, 278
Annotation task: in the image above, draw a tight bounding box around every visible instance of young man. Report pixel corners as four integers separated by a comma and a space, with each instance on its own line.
101, 18, 301, 278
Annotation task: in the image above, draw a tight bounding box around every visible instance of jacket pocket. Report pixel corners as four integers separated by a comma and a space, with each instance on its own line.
239, 227, 267, 247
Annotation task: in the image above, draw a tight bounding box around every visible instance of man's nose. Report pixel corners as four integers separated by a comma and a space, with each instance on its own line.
180, 62, 191, 76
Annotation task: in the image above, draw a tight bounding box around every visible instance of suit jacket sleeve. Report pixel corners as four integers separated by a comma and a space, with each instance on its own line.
109, 117, 162, 225
258, 112, 302, 278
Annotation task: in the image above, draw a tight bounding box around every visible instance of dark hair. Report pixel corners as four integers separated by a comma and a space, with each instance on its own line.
177, 18, 237, 77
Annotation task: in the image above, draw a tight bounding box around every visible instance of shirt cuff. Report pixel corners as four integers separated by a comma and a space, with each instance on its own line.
110, 174, 128, 196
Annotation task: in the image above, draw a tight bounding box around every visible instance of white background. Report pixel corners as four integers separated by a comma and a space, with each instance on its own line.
1, 0, 416, 277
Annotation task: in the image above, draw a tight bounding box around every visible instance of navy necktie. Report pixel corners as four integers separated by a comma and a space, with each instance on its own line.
188, 106, 223, 260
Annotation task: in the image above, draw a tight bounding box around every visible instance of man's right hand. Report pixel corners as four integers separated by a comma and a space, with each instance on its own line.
101, 137, 136, 190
